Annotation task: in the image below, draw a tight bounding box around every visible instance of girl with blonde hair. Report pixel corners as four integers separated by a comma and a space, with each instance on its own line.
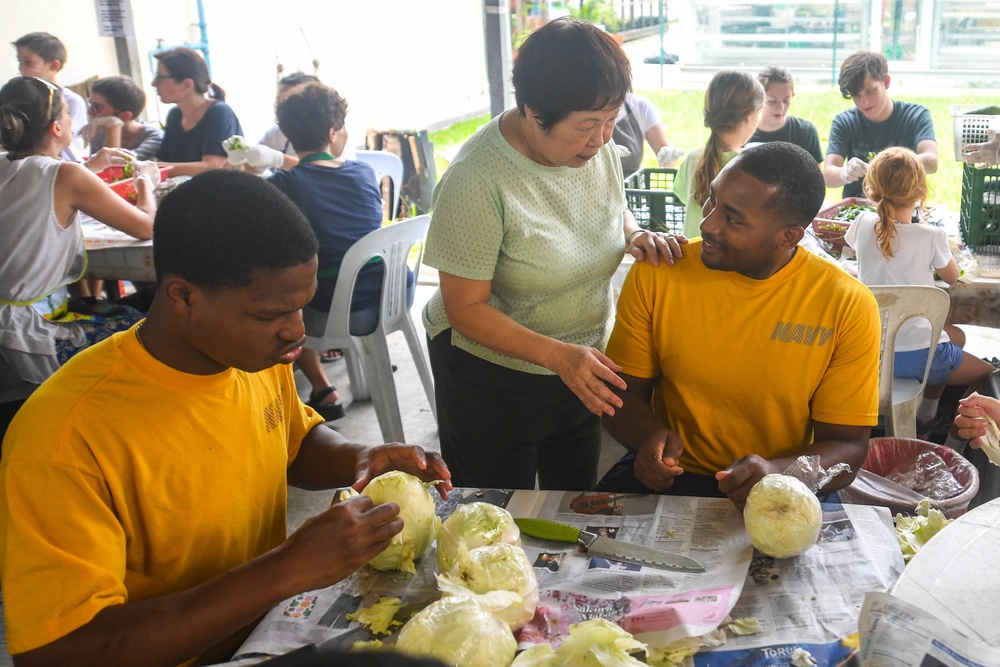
675, 70, 764, 237
845, 147, 996, 437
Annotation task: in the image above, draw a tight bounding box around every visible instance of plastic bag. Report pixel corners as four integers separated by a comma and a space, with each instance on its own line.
782, 455, 853, 493
885, 450, 963, 500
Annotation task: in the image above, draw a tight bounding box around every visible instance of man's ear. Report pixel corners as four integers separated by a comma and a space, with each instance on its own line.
161, 276, 196, 314
47, 59, 63, 75
884, 75, 891, 90
779, 225, 805, 251
118, 111, 134, 122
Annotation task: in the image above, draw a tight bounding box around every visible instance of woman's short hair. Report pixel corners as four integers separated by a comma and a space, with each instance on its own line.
838, 51, 888, 98
512, 18, 631, 130
92, 76, 147, 117
0, 76, 64, 153
153, 170, 318, 289
154, 47, 225, 100
275, 82, 348, 155
757, 65, 794, 90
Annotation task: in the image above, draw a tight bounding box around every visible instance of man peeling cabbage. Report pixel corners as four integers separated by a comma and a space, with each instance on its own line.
598, 142, 880, 510
0, 172, 452, 667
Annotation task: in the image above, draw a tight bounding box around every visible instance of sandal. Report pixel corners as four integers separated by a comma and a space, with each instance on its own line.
320, 349, 343, 363
306, 386, 346, 421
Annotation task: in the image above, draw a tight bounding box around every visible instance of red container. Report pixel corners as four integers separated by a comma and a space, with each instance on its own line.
811, 197, 874, 254
841, 437, 980, 519
97, 165, 172, 203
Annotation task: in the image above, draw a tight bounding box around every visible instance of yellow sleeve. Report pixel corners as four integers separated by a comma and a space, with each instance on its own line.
606, 261, 661, 379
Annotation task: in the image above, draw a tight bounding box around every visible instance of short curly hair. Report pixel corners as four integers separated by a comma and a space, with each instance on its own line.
276, 82, 348, 155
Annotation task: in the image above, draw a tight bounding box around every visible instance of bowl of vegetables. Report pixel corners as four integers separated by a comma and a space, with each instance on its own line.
97, 163, 172, 203
811, 197, 875, 255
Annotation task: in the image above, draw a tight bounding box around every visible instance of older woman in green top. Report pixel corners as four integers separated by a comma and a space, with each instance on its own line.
422, 18, 684, 491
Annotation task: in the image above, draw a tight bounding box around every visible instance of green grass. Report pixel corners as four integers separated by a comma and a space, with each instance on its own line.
428, 90, 997, 212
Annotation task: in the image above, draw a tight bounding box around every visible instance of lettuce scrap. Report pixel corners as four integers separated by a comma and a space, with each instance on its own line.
895, 497, 953, 563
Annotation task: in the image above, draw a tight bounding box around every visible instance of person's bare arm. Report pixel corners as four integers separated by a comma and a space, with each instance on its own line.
916, 138, 939, 175
644, 124, 670, 154
936, 257, 960, 285
602, 372, 685, 491
439, 272, 626, 416
12, 494, 403, 667
715, 421, 870, 510
823, 154, 847, 188
55, 162, 153, 239
286, 424, 452, 498
156, 154, 229, 176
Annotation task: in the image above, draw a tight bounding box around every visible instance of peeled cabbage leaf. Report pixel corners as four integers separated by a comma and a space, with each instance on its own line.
346, 596, 403, 635
895, 497, 953, 563
436, 501, 521, 575
727, 617, 762, 636
361, 471, 441, 574
511, 618, 647, 667
395, 596, 516, 667
646, 628, 726, 667
436, 542, 538, 629
743, 474, 822, 558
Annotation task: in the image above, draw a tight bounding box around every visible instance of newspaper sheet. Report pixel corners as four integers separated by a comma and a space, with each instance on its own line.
859, 592, 1000, 667
232, 491, 900, 666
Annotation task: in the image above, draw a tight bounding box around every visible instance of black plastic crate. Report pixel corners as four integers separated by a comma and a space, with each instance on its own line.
624, 168, 683, 234
626, 167, 677, 192
959, 164, 1000, 254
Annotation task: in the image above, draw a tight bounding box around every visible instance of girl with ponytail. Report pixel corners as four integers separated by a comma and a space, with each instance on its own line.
845, 147, 996, 436
152, 47, 244, 175
675, 70, 764, 238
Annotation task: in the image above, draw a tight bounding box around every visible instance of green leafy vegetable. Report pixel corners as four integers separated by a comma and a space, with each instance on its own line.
895, 497, 953, 563
346, 597, 403, 636
833, 203, 876, 222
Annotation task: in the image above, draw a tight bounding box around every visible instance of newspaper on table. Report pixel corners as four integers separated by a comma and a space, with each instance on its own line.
231, 489, 901, 665
859, 592, 1000, 667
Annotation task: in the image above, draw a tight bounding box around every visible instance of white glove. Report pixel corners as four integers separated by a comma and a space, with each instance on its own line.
85, 147, 135, 173
245, 144, 285, 170
132, 160, 161, 190
222, 135, 251, 166
81, 114, 124, 142
615, 144, 631, 158
840, 157, 869, 184
656, 145, 685, 167
964, 129, 1000, 168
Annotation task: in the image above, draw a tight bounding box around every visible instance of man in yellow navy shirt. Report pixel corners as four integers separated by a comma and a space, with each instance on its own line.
598, 142, 880, 510
0, 170, 452, 667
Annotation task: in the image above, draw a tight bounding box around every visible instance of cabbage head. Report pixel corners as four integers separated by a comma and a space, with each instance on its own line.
436, 542, 538, 630
436, 501, 520, 574
743, 474, 822, 559
395, 596, 516, 667
361, 471, 440, 574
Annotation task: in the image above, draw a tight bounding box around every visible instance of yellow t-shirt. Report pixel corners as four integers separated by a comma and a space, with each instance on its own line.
0, 324, 324, 661
607, 241, 880, 476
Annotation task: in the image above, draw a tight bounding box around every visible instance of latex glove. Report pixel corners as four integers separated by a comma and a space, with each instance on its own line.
132, 160, 161, 189
81, 114, 124, 142
656, 145, 684, 167
222, 135, 251, 166
85, 147, 135, 173
964, 129, 1000, 168
615, 144, 631, 158
840, 157, 869, 184
245, 144, 285, 170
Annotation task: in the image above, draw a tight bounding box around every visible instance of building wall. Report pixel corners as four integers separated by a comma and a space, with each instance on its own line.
2, 0, 490, 144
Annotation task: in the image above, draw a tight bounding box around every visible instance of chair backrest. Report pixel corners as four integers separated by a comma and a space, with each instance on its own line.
354, 150, 404, 221
325, 215, 431, 341
869, 285, 952, 411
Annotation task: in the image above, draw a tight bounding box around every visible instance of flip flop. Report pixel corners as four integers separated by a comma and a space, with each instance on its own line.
320, 349, 343, 363
306, 387, 345, 421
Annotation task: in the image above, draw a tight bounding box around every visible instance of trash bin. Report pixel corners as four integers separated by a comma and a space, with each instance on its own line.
839, 438, 980, 519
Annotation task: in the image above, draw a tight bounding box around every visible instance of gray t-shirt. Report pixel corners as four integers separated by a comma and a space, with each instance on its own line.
422, 114, 628, 374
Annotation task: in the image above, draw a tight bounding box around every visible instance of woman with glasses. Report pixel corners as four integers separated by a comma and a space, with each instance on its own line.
0, 76, 155, 385
153, 47, 243, 176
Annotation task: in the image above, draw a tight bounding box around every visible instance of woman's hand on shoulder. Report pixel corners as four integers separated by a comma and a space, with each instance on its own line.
550, 343, 627, 417
628, 230, 688, 266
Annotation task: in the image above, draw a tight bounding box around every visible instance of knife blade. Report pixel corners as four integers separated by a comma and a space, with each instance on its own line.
514, 518, 705, 573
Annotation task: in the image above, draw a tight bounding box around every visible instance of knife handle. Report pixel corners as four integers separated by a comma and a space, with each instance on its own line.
514, 518, 581, 544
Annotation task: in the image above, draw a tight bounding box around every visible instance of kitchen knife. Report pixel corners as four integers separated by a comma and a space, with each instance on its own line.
514, 518, 705, 573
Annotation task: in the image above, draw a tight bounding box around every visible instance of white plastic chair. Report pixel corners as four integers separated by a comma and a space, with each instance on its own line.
354, 150, 404, 221
869, 285, 952, 439
304, 215, 436, 443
